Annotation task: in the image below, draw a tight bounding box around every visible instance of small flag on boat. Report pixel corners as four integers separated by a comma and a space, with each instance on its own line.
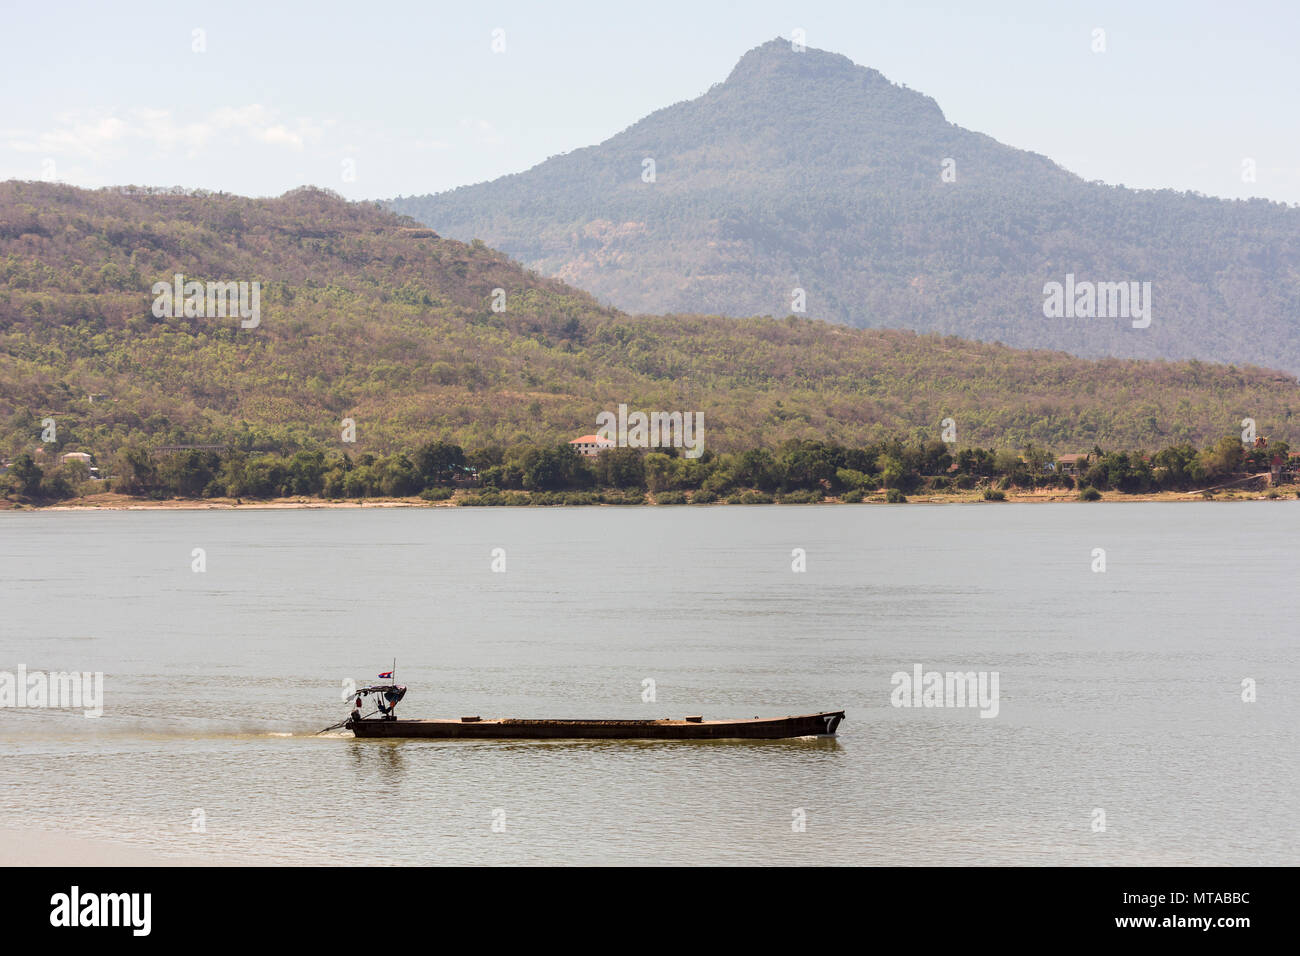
378, 670, 393, 679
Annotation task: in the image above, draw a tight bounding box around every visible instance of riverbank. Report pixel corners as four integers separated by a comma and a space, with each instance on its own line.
5, 484, 1298, 511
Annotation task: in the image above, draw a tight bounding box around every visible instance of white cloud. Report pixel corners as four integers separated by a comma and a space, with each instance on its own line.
5, 114, 130, 157
2, 105, 328, 162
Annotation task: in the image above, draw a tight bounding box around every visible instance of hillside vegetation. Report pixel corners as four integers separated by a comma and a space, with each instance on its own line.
3, 181, 1300, 472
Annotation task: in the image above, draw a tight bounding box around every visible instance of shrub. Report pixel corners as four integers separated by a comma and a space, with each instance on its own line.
419, 486, 454, 502
982, 488, 1006, 501
835, 467, 871, 490
689, 490, 718, 504
728, 490, 774, 504
779, 489, 823, 504
458, 491, 530, 506
599, 490, 645, 505
885, 488, 907, 503
38, 474, 77, 500
1078, 486, 1102, 501
840, 488, 865, 503
655, 490, 688, 505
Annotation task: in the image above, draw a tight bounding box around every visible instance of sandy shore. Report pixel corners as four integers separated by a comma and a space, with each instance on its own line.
4, 485, 1297, 512
0, 825, 235, 867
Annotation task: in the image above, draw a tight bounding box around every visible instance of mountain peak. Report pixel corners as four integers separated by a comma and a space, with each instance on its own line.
721, 38, 941, 119
726, 37, 862, 81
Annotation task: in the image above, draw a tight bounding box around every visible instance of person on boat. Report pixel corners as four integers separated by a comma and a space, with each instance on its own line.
348, 696, 363, 725
376, 685, 405, 721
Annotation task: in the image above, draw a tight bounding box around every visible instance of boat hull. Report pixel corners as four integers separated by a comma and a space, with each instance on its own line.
347, 711, 844, 740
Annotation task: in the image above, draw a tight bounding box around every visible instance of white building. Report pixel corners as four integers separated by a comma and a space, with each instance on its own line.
568, 434, 615, 457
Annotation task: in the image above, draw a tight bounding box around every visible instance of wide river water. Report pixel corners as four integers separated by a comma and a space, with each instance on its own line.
0, 503, 1296, 865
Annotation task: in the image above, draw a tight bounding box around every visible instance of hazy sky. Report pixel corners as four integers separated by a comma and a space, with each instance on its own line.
3, 0, 1297, 204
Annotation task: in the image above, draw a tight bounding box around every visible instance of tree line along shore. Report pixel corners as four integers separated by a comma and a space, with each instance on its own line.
3, 434, 1295, 508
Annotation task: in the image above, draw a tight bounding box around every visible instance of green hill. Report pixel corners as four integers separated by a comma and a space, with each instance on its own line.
2, 180, 1299, 467
390, 38, 1300, 373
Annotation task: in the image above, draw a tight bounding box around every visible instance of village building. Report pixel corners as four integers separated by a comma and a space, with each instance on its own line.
569, 434, 615, 457
1052, 453, 1088, 475
60, 451, 99, 477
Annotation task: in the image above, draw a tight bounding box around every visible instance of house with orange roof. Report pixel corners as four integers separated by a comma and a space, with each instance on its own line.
569, 434, 615, 457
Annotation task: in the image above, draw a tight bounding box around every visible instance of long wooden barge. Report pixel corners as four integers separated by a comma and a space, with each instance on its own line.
346, 710, 845, 740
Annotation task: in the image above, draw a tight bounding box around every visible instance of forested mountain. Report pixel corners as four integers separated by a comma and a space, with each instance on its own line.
390, 38, 1300, 372
3, 180, 1299, 465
